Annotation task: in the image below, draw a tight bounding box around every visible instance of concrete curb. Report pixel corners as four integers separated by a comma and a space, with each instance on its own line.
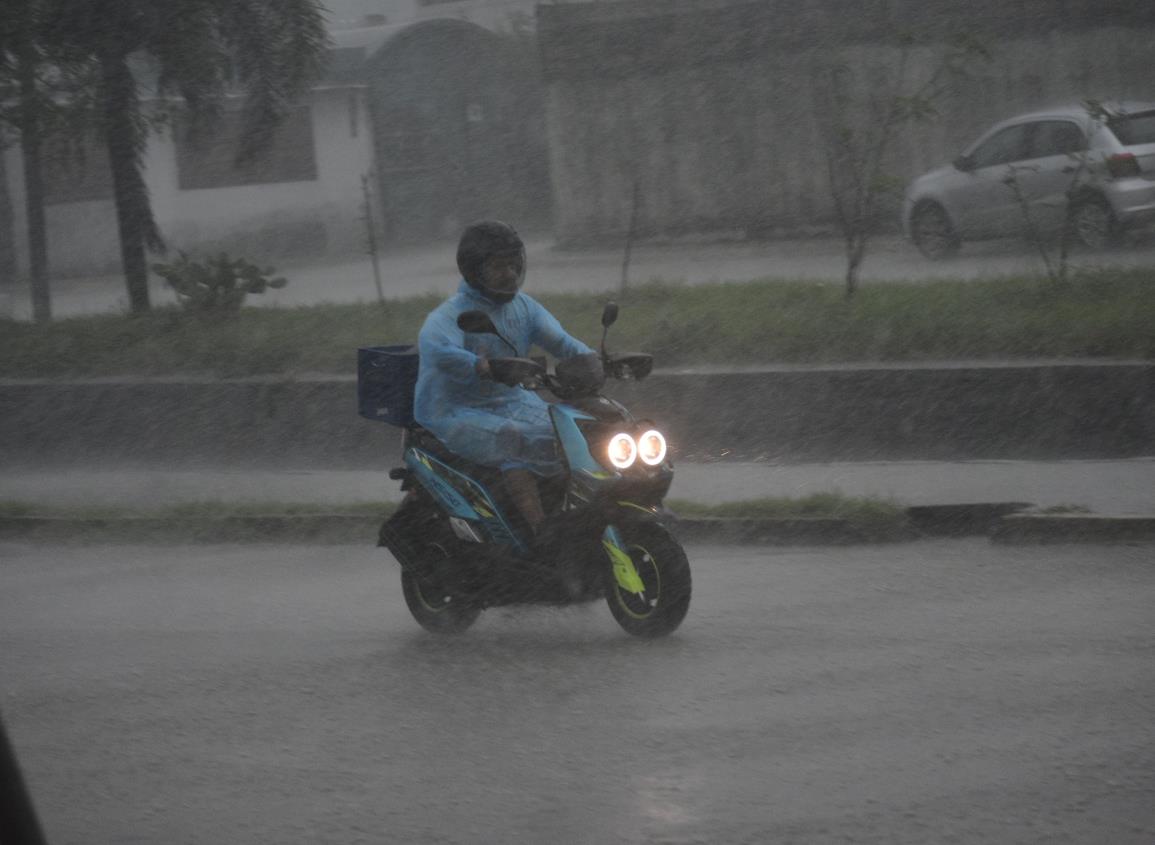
9, 502, 1151, 546
0, 513, 901, 546
991, 513, 1155, 544
3, 503, 1153, 546
906, 503, 1035, 537
0, 514, 383, 546
5, 363, 1154, 467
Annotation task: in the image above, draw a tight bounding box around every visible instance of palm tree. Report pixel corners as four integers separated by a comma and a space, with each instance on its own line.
41, 0, 329, 314
1, 0, 53, 321
2, 0, 97, 322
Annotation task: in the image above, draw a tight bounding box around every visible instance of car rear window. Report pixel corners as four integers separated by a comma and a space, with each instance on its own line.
1108, 111, 1155, 146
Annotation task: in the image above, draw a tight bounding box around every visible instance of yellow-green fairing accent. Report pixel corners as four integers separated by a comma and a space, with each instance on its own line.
617, 500, 657, 515
603, 525, 645, 594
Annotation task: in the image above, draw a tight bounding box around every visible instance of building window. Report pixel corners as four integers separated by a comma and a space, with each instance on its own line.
42, 134, 114, 205
175, 105, 318, 190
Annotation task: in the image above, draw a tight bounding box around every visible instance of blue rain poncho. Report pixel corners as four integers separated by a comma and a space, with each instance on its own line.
413, 281, 594, 475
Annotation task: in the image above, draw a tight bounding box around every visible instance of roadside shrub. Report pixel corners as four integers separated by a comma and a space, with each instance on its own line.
152, 252, 287, 313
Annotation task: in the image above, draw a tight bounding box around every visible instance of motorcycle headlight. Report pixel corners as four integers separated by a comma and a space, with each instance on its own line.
607, 432, 637, 469
638, 429, 667, 466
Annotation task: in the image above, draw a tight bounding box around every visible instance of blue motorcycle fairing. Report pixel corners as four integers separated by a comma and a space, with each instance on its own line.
405, 447, 524, 552
549, 404, 602, 474
550, 402, 673, 511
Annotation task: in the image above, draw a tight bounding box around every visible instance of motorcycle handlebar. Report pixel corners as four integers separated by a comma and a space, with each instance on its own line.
487, 357, 546, 387
488, 352, 654, 393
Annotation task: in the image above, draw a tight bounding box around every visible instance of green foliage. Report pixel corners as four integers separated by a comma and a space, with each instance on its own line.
22, 0, 330, 313
813, 31, 992, 295
1034, 504, 1093, 515
2, 269, 1153, 379
151, 252, 287, 314
0, 2, 100, 144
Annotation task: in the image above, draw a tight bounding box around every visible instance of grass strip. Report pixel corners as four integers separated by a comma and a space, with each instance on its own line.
3, 269, 1153, 379
0, 494, 921, 545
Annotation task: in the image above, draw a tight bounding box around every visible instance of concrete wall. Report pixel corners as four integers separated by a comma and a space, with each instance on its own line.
2, 363, 1152, 468
4, 87, 378, 277
364, 19, 551, 243
537, 0, 1155, 243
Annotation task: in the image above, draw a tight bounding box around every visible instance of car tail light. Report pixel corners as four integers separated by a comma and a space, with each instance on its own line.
1106, 153, 1141, 178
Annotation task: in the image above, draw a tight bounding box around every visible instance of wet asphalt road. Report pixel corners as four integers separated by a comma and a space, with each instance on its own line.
2, 539, 1154, 844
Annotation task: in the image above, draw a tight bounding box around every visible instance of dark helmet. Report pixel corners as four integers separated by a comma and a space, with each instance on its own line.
456, 220, 526, 305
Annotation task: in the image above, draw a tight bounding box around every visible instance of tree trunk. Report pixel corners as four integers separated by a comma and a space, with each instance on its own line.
0, 138, 20, 290
100, 52, 154, 314
16, 24, 51, 322
844, 259, 860, 299
844, 234, 866, 299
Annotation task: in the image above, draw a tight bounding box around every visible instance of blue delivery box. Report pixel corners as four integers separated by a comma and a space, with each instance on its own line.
357, 345, 419, 427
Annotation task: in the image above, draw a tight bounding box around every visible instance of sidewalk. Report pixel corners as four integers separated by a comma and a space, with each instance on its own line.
4, 459, 1154, 515
6, 233, 1155, 320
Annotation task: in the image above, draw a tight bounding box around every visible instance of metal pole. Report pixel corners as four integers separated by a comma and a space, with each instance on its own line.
620, 180, 640, 294
361, 173, 385, 307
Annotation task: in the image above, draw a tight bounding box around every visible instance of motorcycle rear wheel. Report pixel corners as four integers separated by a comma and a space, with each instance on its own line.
399, 544, 480, 635
605, 523, 691, 638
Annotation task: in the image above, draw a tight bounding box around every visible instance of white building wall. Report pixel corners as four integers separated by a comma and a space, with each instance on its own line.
331, 0, 538, 33
412, 0, 537, 31
2, 145, 119, 278
5, 86, 377, 278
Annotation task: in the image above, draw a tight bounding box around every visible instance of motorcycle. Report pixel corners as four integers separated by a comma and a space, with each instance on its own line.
363, 302, 691, 638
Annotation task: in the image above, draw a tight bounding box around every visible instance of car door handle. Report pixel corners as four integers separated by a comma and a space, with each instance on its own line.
1061, 166, 1077, 173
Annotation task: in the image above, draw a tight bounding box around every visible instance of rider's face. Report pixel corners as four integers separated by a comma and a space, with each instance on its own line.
482, 254, 523, 294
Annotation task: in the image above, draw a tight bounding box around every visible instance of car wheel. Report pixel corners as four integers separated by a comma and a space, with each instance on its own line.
1067, 199, 1119, 250
911, 203, 961, 260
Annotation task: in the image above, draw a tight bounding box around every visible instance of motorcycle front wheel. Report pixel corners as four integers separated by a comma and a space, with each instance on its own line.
605, 523, 692, 638
399, 543, 480, 635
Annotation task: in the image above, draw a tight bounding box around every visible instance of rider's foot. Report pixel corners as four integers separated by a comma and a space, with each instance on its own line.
529, 510, 582, 566
530, 519, 564, 560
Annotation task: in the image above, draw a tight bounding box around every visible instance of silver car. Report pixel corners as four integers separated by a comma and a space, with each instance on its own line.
903, 102, 1155, 259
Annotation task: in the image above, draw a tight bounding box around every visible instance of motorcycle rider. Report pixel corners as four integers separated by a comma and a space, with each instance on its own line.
413, 220, 595, 550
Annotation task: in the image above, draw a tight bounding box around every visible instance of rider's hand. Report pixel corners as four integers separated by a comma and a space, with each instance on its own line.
475, 355, 491, 379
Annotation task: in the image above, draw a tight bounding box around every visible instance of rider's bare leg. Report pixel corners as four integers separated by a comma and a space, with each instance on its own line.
502, 468, 545, 534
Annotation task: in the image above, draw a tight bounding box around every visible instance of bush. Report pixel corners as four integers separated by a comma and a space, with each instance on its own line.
152, 252, 287, 313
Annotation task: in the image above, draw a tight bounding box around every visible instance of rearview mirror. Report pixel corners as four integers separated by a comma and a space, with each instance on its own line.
457, 310, 497, 335
602, 301, 619, 328
953, 154, 975, 172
